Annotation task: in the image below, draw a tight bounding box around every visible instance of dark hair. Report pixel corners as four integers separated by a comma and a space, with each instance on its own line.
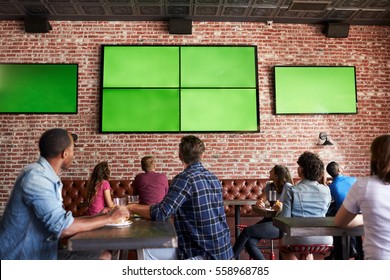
39, 128, 72, 159
326, 161, 339, 178
179, 135, 205, 165
370, 134, 390, 184
273, 165, 293, 194
141, 156, 155, 172
297, 151, 325, 181
86, 161, 111, 203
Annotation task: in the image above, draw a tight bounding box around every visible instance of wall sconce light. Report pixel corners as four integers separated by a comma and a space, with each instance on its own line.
318, 132, 333, 146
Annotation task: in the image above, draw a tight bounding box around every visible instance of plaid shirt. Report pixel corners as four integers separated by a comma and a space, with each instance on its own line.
150, 162, 233, 260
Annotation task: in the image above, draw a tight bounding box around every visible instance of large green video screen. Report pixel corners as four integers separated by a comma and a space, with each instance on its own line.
102, 89, 179, 132
101, 45, 259, 133
0, 64, 78, 113
103, 46, 179, 88
180, 46, 257, 88
274, 66, 357, 114
181, 89, 258, 131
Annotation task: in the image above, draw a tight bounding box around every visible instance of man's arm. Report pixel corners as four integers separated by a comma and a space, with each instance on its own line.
60, 206, 129, 238
128, 204, 152, 219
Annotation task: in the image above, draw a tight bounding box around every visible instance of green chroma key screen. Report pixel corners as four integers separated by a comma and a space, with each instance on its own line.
0, 64, 78, 113
101, 45, 259, 133
274, 66, 357, 114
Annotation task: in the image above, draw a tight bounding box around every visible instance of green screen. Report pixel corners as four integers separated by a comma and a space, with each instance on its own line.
0, 64, 78, 113
102, 89, 179, 132
101, 45, 259, 133
274, 66, 357, 114
181, 46, 257, 88
181, 89, 258, 132
103, 46, 179, 88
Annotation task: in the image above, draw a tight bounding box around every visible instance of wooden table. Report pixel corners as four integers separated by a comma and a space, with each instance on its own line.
273, 216, 364, 260
67, 218, 177, 259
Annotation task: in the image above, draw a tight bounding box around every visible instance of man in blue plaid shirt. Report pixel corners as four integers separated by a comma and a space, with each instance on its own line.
128, 135, 233, 260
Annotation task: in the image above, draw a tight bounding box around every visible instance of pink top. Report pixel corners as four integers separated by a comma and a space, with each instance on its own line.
133, 171, 169, 205
85, 180, 112, 216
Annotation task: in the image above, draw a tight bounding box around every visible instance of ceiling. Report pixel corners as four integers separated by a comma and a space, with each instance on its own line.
0, 0, 389, 25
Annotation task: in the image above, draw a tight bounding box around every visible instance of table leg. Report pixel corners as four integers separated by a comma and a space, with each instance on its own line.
235, 205, 241, 260
119, 249, 129, 260
341, 236, 350, 260
235, 205, 241, 238
137, 249, 144, 260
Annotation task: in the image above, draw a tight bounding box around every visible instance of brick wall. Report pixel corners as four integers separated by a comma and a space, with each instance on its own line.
0, 21, 389, 213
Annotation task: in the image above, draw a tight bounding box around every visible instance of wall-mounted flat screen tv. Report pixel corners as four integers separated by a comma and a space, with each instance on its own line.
0, 63, 78, 113
101, 45, 259, 133
274, 66, 357, 114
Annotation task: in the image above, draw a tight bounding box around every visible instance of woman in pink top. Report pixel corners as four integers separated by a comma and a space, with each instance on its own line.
85, 162, 114, 215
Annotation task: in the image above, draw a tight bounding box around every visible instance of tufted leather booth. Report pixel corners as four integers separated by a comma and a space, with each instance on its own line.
62, 179, 134, 217
61, 178, 272, 217
222, 179, 265, 216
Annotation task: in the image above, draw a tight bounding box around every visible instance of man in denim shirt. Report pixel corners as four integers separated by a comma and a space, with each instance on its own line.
128, 135, 233, 260
0, 128, 128, 259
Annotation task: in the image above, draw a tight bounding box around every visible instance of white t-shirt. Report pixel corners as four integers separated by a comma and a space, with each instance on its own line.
343, 175, 390, 260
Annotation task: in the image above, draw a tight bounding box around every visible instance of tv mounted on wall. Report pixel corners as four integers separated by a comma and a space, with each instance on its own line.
100, 45, 259, 133
274, 66, 357, 114
0, 63, 78, 114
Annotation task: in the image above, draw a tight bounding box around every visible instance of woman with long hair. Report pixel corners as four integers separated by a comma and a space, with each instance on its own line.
233, 165, 293, 259
85, 161, 114, 216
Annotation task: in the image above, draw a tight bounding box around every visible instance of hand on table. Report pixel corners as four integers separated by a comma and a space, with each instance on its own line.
108, 205, 129, 223
256, 199, 266, 208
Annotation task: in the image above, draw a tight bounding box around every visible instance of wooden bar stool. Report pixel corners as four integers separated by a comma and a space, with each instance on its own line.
281, 244, 333, 260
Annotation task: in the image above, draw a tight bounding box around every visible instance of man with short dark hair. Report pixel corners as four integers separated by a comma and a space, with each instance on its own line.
128, 135, 233, 260
325, 161, 361, 259
0, 128, 128, 260
326, 161, 357, 212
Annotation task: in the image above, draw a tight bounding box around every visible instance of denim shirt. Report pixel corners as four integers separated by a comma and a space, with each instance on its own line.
0, 157, 74, 259
281, 179, 331, 218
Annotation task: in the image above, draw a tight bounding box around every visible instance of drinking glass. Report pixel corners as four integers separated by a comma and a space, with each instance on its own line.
127, 195, 139, 204
268, 190, 277, 207
113, 197, 127, 223
113, 197, 127, 206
